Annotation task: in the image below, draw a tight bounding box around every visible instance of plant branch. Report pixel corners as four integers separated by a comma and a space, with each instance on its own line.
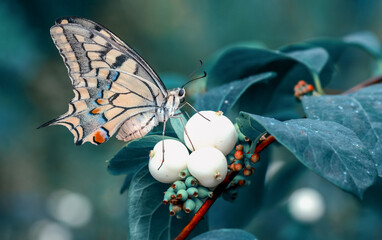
342, 74, 382, 94
175, 135, 276, 240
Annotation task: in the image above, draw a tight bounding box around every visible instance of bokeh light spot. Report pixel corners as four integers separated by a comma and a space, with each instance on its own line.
288, 188, 325, 223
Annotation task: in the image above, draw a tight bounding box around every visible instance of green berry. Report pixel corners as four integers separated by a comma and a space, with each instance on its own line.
185, 176, 198, 187
193, 198, 203, 213
179, 169, 190, 179
169, 204, 182, 216
163, 190, 175, 204
171, 180, 186, 191
176, 189, 188, 201
183, 199, 196, 213
187, 187, 199, 198
197, 186, 210, 199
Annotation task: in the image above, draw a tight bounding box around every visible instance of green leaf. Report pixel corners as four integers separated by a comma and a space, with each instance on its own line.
191, 229, 257, 240
282, 47, 330, 94
128, 165, 208, 240
236, 111, 267, 144
204, 46, 332, 120
279, 44, 335, 89
238, 112, 377, 198
282, 47, 329, 74
195, 72, 276, 115
207, 47, 292, 89
107, 135, 177, 176
207, 46, 332, 88
302, 83, 382, 176
344, 32, 382, 59
308, 31, 382, 62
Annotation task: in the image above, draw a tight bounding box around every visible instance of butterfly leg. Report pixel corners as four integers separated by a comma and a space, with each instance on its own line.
157, 120, 167, 170
179, 102, 210, 122
171, 115, 196, 151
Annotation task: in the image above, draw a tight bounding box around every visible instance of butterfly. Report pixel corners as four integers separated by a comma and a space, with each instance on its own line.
39, 17, 191, 145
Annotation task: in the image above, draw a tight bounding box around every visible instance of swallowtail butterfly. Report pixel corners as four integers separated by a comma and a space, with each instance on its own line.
39, 17, 187, 145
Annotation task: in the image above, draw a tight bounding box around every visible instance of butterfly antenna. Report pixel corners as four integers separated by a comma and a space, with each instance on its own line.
181, 70, 207, 89
187, 60, 203, 79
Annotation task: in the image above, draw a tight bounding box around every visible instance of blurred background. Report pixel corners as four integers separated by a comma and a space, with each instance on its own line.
1, 0, 382, 239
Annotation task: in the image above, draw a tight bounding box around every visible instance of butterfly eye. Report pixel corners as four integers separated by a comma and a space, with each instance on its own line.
178, 89, 185, 97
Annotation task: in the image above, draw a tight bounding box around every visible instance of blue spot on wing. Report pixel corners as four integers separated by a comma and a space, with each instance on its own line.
98, 115, 107, 124
109, 71, 120, 81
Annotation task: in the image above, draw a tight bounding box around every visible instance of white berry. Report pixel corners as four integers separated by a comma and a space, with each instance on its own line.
148, 139, 189, 183
184, 111, 237, 155
187, 147, 227, 188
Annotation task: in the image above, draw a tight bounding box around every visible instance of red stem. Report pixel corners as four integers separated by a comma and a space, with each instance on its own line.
175, 135, 276, 240
342, 74, 382, 94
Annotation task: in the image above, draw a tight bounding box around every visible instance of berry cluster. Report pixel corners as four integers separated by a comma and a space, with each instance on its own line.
224, 127, 261, 201
229, 144, 259, 177
150, 111, 262, 216
163, 169, 213, 217
294, 80, 314, 99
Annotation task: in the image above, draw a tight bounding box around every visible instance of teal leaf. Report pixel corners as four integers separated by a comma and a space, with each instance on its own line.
208, 47, 308, 88
236, 111, 267, 144
204, 46, 332, 120
191, 228, 257, 240
308, 31, 382, 61
107, 135, 177, 176
238, 112, 377, 198
302, 83, 382, 176
169, 111, 188, 143
283, 47, 329, 75
128, 165, 208, 240
343, 31, 382, 59
207, 46, 332, 89
207, 47, 287, 89
195, 72, 276, 114
279, 44, 335, 88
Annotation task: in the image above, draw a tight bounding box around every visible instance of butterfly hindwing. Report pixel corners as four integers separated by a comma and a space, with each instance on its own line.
41, 17, 168, 145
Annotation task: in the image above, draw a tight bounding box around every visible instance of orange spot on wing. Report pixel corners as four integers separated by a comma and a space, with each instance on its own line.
91, 108, 101, 114
96, 99, 106, 105
94, 131, 105, 144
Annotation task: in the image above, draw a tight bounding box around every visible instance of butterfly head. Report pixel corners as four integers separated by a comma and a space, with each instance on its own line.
158, 87, 187, 121
177, 88, 186, 101
168, 87, 186, 103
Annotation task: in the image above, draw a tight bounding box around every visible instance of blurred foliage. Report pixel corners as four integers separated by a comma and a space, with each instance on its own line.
2, 0, 382, 239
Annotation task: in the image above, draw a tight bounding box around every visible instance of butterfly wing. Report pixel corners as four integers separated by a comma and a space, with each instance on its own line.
39, 17, 167, 145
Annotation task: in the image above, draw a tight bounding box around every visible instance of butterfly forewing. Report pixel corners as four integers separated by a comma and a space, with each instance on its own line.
42, 17, 168, 145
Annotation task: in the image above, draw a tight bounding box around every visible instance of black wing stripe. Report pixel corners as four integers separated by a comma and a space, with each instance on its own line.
106, 106, 157, 122
63, 29, 91, 74
55, 17, 168, 96
123, 115, 156, 138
